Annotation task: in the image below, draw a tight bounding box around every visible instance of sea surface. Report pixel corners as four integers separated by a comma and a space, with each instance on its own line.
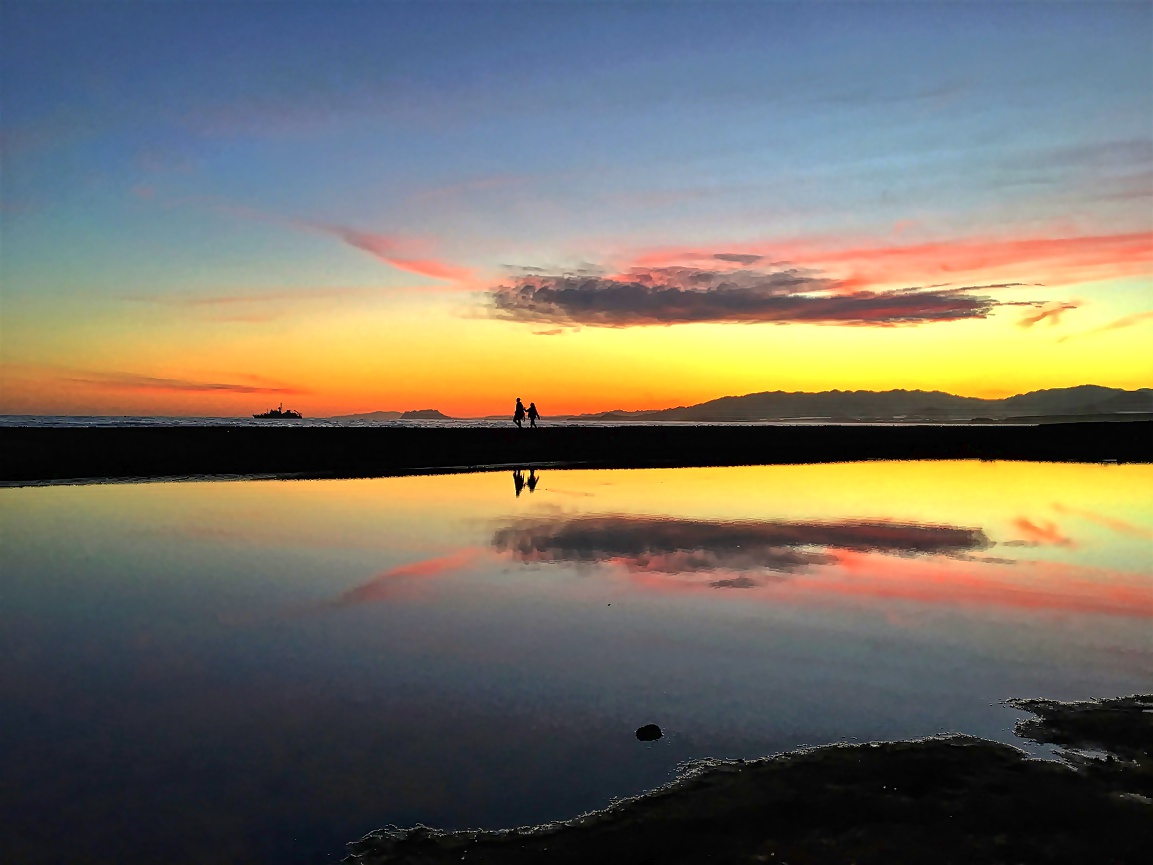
2, 462, 1150, 864
0, 414, 1001, 428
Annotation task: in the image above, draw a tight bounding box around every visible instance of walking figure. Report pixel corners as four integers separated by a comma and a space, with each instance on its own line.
527, 402, 540, 428
513, 397, 526, 428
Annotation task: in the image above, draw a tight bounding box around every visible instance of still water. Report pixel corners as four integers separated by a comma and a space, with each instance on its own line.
2, 462, 1150, 864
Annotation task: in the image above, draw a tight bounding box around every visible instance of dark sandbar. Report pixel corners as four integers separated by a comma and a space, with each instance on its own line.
345, 694, 1153, 865
2, 421, 1151, 484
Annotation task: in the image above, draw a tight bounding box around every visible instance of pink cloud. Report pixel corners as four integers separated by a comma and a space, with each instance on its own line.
132, 193, 475, 286
632, 230, 1153, 291
324, 225, 473, 283
493, 229, 1152, 330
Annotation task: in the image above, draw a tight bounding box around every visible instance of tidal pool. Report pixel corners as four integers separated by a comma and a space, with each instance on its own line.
1, 461, 1150, 864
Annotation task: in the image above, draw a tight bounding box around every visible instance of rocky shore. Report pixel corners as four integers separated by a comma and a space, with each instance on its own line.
344, 694, 1153, 865
3, 420, 1151, 484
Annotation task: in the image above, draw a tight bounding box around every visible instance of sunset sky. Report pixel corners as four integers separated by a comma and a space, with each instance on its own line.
1, 0, 1150, 417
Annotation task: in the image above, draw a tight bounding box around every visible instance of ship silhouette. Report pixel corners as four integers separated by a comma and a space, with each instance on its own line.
253, 403, 302, 419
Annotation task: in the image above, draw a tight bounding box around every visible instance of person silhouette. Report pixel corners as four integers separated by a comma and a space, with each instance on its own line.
513, 469, 525, 497
527, 401, 540, 428
513, 397, 526, 428
526, 468, 539, 493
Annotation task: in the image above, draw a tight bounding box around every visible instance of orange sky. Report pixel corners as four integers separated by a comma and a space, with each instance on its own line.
3, 4, 1150, 417
2, 226, 1150, 417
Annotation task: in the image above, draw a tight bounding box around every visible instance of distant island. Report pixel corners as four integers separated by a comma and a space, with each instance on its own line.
573, 385, 1153, 424
318, 386, 1150, 425
324, 410, 403, 422
322, 409, 454, 421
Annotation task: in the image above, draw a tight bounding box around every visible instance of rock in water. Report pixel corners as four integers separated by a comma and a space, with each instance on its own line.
635, 723, 662, 741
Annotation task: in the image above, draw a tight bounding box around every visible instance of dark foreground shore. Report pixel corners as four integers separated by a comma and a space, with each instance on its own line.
2, 420, 1151, 483
345, 694, 1153, 865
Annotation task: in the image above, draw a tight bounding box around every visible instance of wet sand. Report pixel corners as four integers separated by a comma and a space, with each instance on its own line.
344, 695, 1153, 865
2, 420, 1151, 483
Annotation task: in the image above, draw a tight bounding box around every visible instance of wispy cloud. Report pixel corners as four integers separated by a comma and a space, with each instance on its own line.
634, 231, 1153, 289
68, 372, 307, 395
130, 192, 473, 287
1017, 300, 1079, 328
997, 138, 1153, 204
1058, 309, 1153, 342
487, 264, 1036, 328
321, 224, 472, 283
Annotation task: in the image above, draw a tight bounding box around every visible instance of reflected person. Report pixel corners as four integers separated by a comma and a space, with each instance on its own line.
513, 469, 525, 497
526, 469, 539, 493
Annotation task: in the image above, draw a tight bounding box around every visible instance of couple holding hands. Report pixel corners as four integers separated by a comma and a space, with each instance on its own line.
513, 398, 541, 428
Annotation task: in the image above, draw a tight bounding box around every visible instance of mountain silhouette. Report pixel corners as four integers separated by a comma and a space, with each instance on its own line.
324, 410, 403, 422
578, 386, 1152, 422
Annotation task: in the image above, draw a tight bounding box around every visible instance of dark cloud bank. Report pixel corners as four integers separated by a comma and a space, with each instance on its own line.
487, 264, 1033, 327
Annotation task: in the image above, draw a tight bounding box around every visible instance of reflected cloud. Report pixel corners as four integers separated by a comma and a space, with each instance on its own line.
332, 548, 484, 608
492, 515, 991, 584
811, 551, 1153, 619
1007, 517, 1075, 548
1052, 503, 1153, 539
489, 513, 1152, 617
710, 576, 760, 589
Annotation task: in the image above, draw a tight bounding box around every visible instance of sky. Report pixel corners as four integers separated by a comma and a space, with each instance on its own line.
1, 0, 1150, 417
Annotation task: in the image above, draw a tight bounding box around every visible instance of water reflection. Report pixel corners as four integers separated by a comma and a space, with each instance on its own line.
1051, 502, 1153, 539
1, 461, 1150, 865
513, 468, 540, 496
487, 512, 1150, 615
493, 515, 990, 575
333, 548, 483, 607
1007, 516, 1076, 547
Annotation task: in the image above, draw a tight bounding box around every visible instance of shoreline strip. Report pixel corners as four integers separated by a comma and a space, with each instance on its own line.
2, 421, 1149, 484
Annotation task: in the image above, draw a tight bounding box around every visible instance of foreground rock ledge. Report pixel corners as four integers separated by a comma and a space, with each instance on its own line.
344, 695, 1153, 865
